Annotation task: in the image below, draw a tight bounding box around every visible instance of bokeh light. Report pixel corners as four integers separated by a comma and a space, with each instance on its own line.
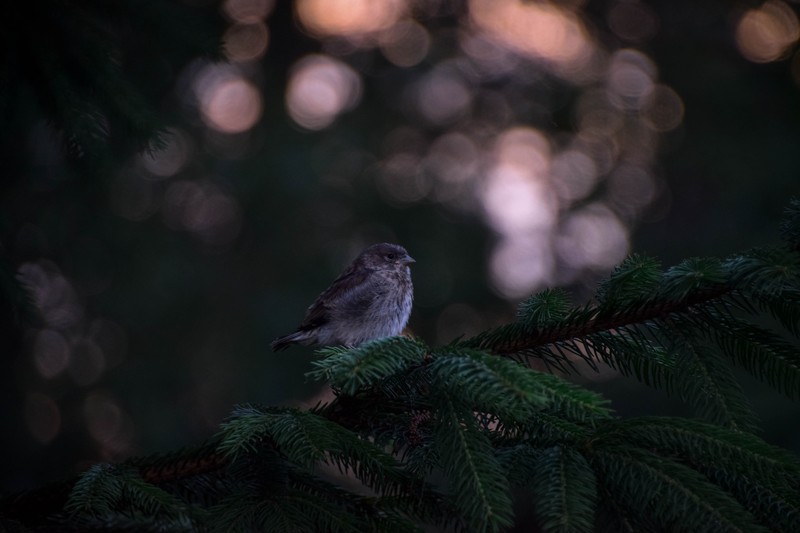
379, 19, 431, 67
491, 236, 556, 298
286, 55, 362, 130
606, 49, 656, 111
556, 204, 629, 271
296, 0, 406, 38
18, 261, 84, 330
426, 132, 480, 207
222, 0, 274, 23
376, 153, 430, 205
194, 64, 263, 134
643, 84, 685, 132
414, 65, 473, 126
469, 0, 593, 76
736, 1, 799, 63
223, 22, 270, 62
140, 128, 191, 178
162, 180, 243, 247
551, 149, 598, 203
482, 128, 554, 234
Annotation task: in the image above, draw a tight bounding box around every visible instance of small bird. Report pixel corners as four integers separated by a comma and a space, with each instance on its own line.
271, 243, 415, 351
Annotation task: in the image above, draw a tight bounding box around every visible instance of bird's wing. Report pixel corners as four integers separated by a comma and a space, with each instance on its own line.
296, 266, 377, 330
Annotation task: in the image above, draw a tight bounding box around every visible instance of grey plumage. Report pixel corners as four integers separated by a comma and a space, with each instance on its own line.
271, 243, 415, 351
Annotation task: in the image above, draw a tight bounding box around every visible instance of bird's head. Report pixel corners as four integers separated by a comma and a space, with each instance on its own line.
359, 243, 415, 271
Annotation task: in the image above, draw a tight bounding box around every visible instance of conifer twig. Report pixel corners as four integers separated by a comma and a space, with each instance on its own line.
465, 287, 731, 356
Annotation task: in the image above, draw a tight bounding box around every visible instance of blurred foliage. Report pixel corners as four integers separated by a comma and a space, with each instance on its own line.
2, 0, 800, 526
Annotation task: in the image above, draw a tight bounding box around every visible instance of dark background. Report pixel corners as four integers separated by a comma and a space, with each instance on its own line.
2, 0, 799, 495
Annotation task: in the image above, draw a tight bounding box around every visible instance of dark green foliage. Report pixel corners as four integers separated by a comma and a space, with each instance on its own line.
590, 446, 767, 533
673, 342, 759, 432
427, 349, 550, 420
659, 256, 727, 300
432, 395, 514, 532
308, 336, 428, 395
517, 288, 572, 326
64, 464, 125, 518
596, 254, 662, 308
64, 463, 198, 530
528, 446, 597, 533
7, 216, 800, 531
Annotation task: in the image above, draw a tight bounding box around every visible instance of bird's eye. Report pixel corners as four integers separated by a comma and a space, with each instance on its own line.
386, 253, 396, 260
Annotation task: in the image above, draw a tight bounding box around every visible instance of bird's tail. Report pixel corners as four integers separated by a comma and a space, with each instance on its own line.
271, 330, 313, 351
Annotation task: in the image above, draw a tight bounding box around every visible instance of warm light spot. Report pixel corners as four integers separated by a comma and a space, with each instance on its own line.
296, 0, 406, 37
556, 204, 629, 270
286, 55, 362, 130
379, 19, 431, 67
494, 128, 551, 175
469, 0, 592, 74
224, 22, 270, 62
736, 1, 799, 63
490, 235, 555, 298
222, 0, 274, 23
643, 84, 684, 132
484, 165, 554, 234
33, 329, 70, 379
25, 392, 61, 444
140, 128, 190, 178
482, 128, 555, 234
198, 72, 263, 134
459, 33, 520, 77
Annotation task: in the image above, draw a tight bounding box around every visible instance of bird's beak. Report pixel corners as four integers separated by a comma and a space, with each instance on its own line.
402, 255, 416, 265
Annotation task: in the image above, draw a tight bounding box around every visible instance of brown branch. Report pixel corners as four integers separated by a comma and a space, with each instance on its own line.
137, 450, 229, 486
468, 286, 731, 355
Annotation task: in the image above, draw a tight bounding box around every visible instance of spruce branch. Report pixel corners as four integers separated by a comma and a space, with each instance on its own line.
590, 446, 768, 533
460, 284, 730, 357
528, 446, 597, 533
6, 208, 800, 531
432, 394, 514, 533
